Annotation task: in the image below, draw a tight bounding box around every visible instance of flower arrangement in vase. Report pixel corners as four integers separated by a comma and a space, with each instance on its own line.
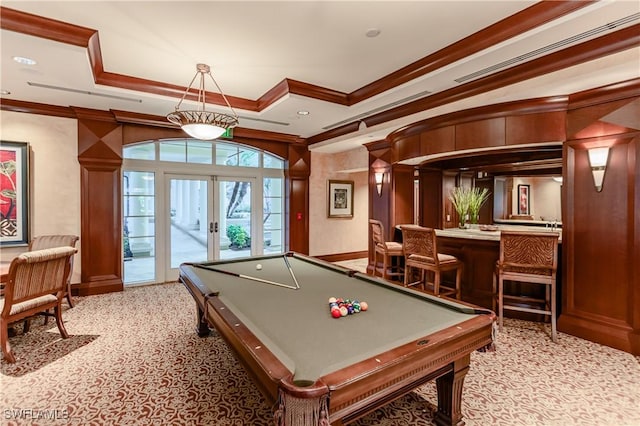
449, 187, 491, 227
468, 187, 490, 224
449, 187, 471, 228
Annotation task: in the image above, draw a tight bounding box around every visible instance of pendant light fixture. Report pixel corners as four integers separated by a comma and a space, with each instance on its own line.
167, 63, 239, 140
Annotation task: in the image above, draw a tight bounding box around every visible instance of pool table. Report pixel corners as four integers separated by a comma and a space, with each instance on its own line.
179, 252, 495, 426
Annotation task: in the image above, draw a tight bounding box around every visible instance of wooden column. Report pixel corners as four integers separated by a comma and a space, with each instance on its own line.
558, 83, 640, 355
76, 109, 124, 295
286, 144, 310, 254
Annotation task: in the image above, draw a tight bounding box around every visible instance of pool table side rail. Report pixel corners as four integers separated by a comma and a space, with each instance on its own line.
321, 314, 494, 423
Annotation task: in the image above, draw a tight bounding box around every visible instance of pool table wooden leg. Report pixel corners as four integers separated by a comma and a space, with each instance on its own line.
195, 304, 211, 337
434, 354, 470, 426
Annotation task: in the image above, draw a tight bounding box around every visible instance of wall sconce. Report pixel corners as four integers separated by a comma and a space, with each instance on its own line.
587, 147, 610, 192
374, 172, 384, 196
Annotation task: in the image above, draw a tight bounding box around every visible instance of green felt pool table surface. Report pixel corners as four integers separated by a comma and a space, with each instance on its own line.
180, 253, 495, 425
182, 253, 484, 382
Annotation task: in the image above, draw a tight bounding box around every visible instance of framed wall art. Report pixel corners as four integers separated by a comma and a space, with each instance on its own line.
327, 180, 353, 218
517, 184, 530, 216
1, 141, 30, 246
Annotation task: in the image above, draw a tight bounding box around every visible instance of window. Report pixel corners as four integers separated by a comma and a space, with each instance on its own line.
124, 143, 155, 160
263, 177, 283, 253
264, 153, 284, 169
123, 171, 156, 283
216, 142, 259, 167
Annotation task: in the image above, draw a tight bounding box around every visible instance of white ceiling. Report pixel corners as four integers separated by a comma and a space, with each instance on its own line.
1, 1, 639, 153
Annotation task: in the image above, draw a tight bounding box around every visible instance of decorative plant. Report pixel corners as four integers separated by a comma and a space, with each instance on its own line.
468, 187, 490, 224
449, 187, 491, 226
449, 187, 471, 228
226, 224, 251, 249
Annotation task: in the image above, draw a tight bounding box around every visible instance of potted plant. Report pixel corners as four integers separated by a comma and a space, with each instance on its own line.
449, 187, 471, 228
226, 225, 251, 250
468, 187, 490, 224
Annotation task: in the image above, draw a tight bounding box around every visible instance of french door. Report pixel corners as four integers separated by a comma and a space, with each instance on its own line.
166, 175, 255, 279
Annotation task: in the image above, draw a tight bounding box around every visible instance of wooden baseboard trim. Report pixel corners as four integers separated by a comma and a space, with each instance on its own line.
73, 279, 123, 296
316, 250, 368, 263
558, 313, 637, 355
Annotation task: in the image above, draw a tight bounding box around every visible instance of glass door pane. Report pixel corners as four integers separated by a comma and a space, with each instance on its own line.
168, 176, 211, 274
217, 178, 253, 260
123, 171, 156, 285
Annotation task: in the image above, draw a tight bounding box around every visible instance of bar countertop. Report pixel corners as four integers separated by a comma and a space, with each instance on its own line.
434, 224, 562, 242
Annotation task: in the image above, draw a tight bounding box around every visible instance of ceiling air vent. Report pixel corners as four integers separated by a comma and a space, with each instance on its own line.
238, 115, 289, 126
323, 89, 432, 130
27, 82, 142, 102
455, 13, 640, 83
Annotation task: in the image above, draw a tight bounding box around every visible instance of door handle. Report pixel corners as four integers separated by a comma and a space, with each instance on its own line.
210, 222, 218, 233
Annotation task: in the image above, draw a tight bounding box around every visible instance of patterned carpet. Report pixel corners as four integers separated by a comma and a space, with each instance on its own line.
1, 279, 639, 426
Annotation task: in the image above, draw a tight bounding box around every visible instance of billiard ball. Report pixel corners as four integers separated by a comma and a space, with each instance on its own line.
256, 264, 262, 270
328, 297, 337, 304
339, 306, 348, 317
331, 309, 342, 318
360, 301, 368, 311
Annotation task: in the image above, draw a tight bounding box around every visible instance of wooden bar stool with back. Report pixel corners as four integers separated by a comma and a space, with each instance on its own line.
493, 230, 560, 342
400, 225, 462, 299
369, 219, 404, 282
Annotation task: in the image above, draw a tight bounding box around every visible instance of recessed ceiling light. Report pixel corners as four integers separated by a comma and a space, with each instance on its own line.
297, 110, 310, 116
365, 28, 381, 38
13, 56, 37, 66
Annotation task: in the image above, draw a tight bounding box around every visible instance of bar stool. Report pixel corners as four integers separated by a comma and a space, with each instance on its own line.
369, 219, 404, 281
400, 225, 462, 299
492, 231, 560, 342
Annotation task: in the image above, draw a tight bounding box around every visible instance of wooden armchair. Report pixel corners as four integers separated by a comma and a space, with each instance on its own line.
1, 246, 77, 363
29, 235, 79, 307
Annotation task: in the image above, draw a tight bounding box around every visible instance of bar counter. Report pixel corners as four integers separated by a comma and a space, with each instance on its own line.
395, 224, 562, 319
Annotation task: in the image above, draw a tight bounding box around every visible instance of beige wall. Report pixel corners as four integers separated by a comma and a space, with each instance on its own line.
309, 147, 369, 257
0, 111, 82, 283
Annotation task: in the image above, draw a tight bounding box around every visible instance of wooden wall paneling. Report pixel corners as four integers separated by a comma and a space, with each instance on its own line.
287, 178, 309, 254
437, 236, 499, 308
633, 134, 640, 355
455, 117, 505, 151
391, 165, 415, 228
506, 111, 566, 145
77, 117, 124, 295
122, 123, 184, 145
559, 135, 639, 354
418, 168, 445, 229
475, 176, 494, 224
566, 97, 640, 140
421, 126, 455, 156
367, 142, 395, 272
392, 134, 420, 164
286, 144, 310, 254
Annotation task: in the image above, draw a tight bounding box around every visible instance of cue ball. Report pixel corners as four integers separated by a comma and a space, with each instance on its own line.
256, 264, 262, 270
